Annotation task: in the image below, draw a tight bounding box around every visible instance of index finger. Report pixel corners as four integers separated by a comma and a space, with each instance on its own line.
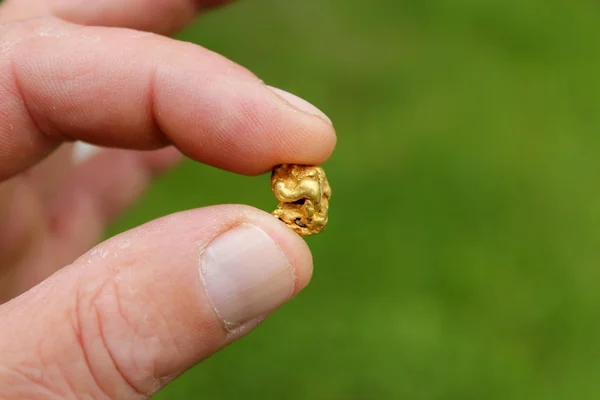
0, 18, 336, 180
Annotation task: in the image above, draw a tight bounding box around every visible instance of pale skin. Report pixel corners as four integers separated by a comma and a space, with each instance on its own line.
0, 0, 336, 398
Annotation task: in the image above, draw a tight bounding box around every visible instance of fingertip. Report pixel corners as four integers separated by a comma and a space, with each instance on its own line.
266, 85, 332, 125
264, 85, 337, 170
157, 76, 337, 175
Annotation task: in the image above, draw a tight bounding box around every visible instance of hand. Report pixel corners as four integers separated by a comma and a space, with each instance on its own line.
0, 0, 336, 398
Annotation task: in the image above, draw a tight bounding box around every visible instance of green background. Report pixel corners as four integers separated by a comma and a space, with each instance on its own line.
108, 0, 600, 399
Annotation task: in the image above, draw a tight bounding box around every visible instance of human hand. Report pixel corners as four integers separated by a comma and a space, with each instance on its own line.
0, 0, 336, 397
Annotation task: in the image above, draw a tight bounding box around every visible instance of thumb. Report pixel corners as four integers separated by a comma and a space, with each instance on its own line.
0, 205, 313, 399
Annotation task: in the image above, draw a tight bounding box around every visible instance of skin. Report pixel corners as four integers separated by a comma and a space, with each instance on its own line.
0, 1, 336, 398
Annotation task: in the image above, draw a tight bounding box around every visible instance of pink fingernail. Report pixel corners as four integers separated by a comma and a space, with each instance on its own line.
199, 224, 295, 327
266, 85, 332, 125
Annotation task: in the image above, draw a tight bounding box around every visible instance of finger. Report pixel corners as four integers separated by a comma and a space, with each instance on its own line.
0, 146, 182, 299
0, 178, 45, 268
0, 0, 233, 34
72, 141, 102, 164
0, 143, 80, 274
0, 17, 336, 181
24, 143, 74, 201
49, 146, 183, 263
25, 141, 99, 203
0, 0, 232, 223
0, 205, 313, 399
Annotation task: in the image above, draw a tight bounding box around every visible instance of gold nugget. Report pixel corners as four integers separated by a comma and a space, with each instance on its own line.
271, 164, 331, 236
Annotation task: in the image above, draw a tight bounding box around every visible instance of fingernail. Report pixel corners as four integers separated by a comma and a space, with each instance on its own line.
266, 85, 332, 125
72, 141, 101, 164
199, 224, 295, 327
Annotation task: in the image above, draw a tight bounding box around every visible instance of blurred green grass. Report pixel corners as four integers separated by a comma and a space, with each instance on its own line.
107, 0, 600, 398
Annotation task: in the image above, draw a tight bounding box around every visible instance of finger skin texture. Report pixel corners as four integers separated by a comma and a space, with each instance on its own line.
0, 147, 183, 302
48, 147, 183, 256
0, 205, 313, 399
0, 17, 336, 181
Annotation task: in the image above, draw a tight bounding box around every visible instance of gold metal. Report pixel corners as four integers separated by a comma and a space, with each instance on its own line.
271, 164, 331, 236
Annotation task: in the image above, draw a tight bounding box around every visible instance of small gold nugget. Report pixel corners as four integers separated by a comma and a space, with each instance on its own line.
271, 164, 331, 236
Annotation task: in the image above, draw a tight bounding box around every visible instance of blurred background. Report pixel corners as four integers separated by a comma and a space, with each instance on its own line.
106, 0, 600, 398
